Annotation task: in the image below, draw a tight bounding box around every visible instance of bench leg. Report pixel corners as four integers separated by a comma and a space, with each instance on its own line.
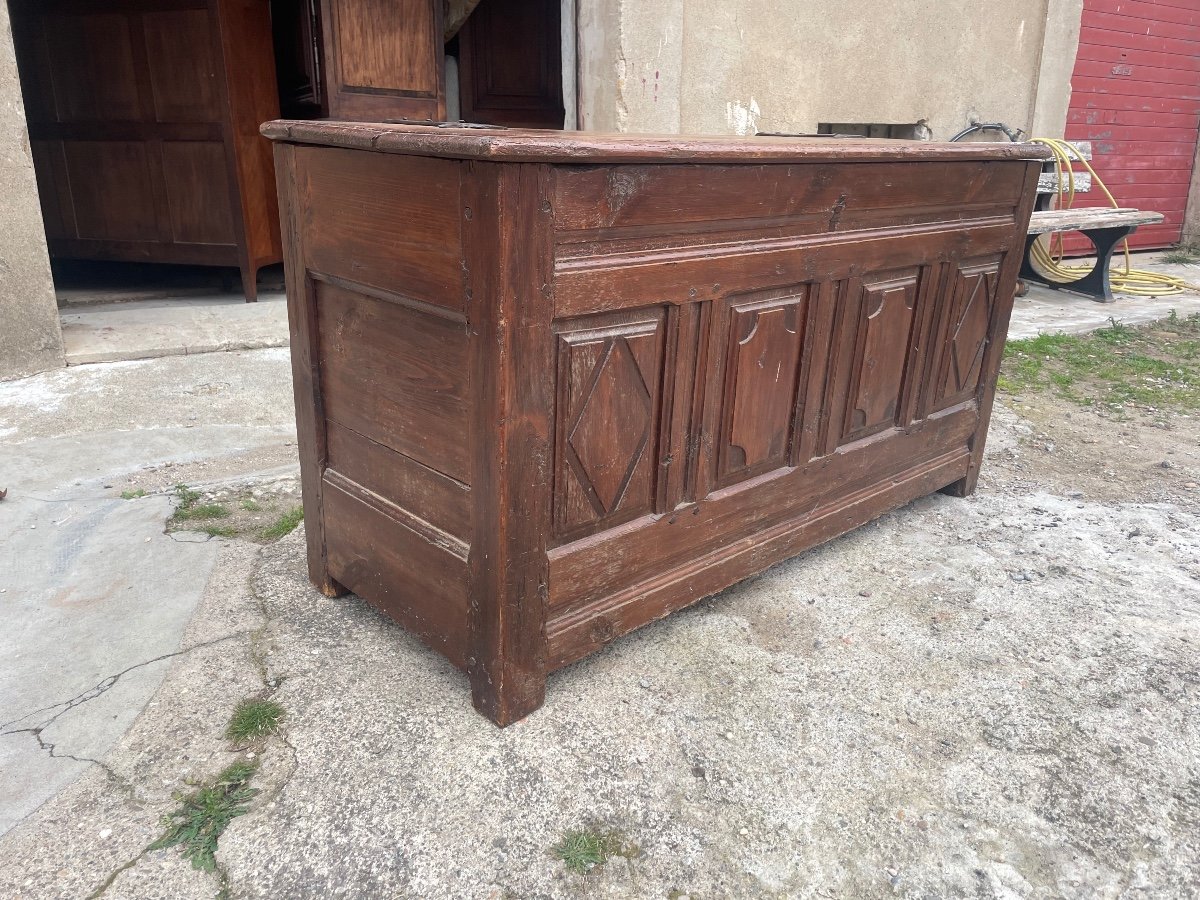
1019, 226, 1138, 303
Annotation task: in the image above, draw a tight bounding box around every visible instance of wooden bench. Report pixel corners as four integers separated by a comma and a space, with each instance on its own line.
1020, 141, 1165, 302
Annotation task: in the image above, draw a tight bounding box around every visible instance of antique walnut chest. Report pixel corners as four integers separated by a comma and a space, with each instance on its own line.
263, 121, 1047, 725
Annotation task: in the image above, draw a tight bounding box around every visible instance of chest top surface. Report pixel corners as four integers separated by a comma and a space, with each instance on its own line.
261, 120, 1051, 166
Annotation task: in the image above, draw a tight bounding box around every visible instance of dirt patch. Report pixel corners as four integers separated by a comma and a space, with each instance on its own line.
984, 398, 1200, 507
157, 477, 304, 543
989, 314, 1200, 507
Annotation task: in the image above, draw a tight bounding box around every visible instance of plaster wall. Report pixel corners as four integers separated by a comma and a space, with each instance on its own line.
0, 4, 63, 380
578, 0, 1083, 141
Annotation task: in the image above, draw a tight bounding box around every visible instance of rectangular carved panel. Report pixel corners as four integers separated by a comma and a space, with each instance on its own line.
926, 257, 1002, 413
553, 309, 667, 539
714, 288, 809, 486
838, 268, 921, 445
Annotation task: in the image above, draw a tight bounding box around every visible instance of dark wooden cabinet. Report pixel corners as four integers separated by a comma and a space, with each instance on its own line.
264, 121, 1047, 725
458, 0, 564, 129
10, 0, 282, 300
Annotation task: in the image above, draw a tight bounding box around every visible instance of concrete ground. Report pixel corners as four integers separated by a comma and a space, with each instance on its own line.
0, 256, 1197, 898
0, 350, 298, 836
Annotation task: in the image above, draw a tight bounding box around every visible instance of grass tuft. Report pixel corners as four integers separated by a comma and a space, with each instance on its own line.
171, 484, 230, 522
226, 698, 285, 743
260, 506, 304, 541
552, 828, 638, 875
120, 488, 147, 500
174, 503, 230, 521
998, 313, 1200, 414
1162, 245, 1200, 265
149, 760, 259, 872
201, 524, 238, 538
554, 830, 607, 873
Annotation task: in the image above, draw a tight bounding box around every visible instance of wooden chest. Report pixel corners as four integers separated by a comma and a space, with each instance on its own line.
263, 121, 1047, 725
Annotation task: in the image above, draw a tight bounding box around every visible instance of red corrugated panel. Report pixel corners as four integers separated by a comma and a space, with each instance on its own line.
1063, 0, 1200, 250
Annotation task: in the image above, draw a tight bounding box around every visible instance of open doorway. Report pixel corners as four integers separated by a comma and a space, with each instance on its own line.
7, 0, 570, 320
447, 0, 565, 129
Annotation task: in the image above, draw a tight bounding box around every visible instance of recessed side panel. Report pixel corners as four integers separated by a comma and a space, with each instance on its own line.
315, 279, 471, 484
296, 147, 464, 312
323, 476, 469, 669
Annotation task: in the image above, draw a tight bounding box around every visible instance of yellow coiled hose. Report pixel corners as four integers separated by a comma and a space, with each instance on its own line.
1030, 137, 1197, 297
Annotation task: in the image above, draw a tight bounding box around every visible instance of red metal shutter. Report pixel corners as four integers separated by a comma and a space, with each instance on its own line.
1065, 0, 1200, 249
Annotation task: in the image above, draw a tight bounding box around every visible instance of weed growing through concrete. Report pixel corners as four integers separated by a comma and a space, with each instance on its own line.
226, 699, 285, 743
149, 759, 259, 872
260, 506, 304, 541
171, 484, 231, 522
998, 312, 1200, 413
1161, 244, 1200, 265
554, 831, 606, 873
120, 488, 146, 500
553, 828, 639, 874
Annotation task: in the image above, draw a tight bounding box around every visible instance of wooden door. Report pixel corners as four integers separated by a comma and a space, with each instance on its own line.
1065, 0, 1200, 249
319, 0, 446, 121
458, 0, 564, 129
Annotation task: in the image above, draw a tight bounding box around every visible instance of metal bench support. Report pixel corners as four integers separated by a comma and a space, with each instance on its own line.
1019, 225, 1138, 304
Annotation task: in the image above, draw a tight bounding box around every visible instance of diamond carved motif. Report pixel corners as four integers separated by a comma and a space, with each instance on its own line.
950, 271, 993, 393
568, 338, 652, 514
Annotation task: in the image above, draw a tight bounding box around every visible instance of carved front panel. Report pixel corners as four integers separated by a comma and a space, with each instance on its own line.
927, 258, 1001, 413
715, 288, 809, 485
553, 310, 666, 538
840, 268, 921, 445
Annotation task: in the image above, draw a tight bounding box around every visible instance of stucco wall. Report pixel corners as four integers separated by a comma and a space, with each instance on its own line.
0, 3, 63, 380
578, 0, 1083, 141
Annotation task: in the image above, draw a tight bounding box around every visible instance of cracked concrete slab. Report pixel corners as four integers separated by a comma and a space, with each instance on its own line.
1, 449, 1197, 898
0, 349, 297, 839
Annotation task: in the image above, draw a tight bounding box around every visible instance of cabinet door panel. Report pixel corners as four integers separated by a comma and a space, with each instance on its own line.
44, 13, 142, 122
161, 141, 237, 245
458, 0, 564, 128
64, 142, 163, 243
321, 0, 446, 121
143, 9, 221, 123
